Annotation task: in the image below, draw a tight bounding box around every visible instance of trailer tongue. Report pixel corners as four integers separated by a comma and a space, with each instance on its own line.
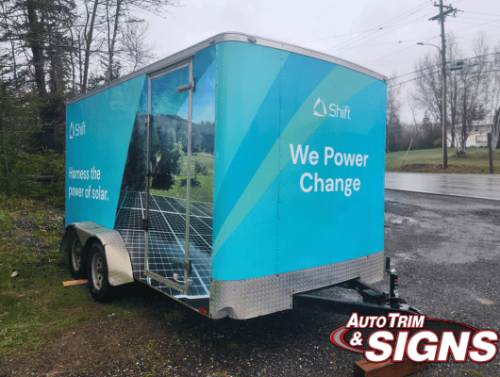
294, 258, 420, 317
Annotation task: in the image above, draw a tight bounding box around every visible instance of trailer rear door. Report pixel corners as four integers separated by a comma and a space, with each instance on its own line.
144, 60, 209, 296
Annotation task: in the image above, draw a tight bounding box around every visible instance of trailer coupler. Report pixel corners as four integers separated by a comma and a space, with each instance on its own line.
293, 258, 421, 316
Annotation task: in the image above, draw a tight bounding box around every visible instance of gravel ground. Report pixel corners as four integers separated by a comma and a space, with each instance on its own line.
1, 190, 499, 377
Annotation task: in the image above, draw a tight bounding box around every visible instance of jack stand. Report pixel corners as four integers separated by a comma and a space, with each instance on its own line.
386, 257, 400, 308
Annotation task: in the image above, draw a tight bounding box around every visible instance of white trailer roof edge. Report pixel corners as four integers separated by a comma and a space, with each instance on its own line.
67, 31, 388, 106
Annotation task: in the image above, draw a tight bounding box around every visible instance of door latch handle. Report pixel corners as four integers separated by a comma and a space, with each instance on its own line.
175, 78, 195, 93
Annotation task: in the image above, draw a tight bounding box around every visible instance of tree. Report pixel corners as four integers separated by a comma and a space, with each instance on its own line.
386, 78, 402, 152
446, 34, 462, 148
24, 0, 48, 98
454, 36, 489, 153
420, 111, 437, 149
493, 108, 500, 152
0, 85, 42, 194
102, 0, 178, 83
1, 0, 77, 150
483, 42, 500, 152
408, 100, 421, 149
82, 0, 100, 93
121, 21, 156, 72
412, 52, 443, 128
0, 0, 183, 205
104, 0, 122, 83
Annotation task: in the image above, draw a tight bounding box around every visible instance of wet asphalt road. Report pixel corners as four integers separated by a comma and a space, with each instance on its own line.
380, 189, 500, 376
385, 172, 500, 201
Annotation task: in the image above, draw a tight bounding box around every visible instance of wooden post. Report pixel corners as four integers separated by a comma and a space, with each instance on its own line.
488, 133, 494, 174
354, 359, 428, 377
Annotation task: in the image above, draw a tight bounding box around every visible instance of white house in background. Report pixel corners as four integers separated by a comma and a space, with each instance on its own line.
447, 123, 491, 148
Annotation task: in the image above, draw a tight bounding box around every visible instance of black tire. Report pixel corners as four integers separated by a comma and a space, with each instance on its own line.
87, 242, 113, 302
65, 229, 86, 279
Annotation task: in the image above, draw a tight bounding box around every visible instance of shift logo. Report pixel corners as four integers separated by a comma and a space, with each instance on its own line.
313, 97, 351, 119
69, 122, 86, 139
313, 98, 327, 117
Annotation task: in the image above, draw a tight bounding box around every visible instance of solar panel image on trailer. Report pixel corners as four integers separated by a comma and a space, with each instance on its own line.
115, 191, 212, 298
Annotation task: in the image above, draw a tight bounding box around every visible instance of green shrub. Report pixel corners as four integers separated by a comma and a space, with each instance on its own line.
1, 150, 65, 209
194, 160, 208, 175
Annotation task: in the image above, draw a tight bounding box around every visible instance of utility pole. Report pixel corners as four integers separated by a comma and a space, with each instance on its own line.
430, 1, 458, 169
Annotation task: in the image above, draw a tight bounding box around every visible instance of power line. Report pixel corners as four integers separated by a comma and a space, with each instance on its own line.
389, 70, 440, 87
324, 0, 432, 52
296, 28, 382, 45
333, 39, 416, 52
330, 7, 432, 52
388, 51, 500, 81
297, 1, 427, 44
445, 17, 500, 34
456, 16, 500, 21
365, 44, 420, 64
390, 55, 500, 87
390, 68, 500, 88
336, 10, 437, 55
362, 18, 500, 66
447, 20, 499, 26
462, 10, 500, 18
364, 29, 442, 65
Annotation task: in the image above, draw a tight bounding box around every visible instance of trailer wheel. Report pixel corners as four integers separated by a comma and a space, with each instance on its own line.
67, 230, 86, 279
87, 242, 113, 302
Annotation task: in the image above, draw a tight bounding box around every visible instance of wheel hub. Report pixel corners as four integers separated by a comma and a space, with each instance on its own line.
92, 253, 104, 290
71, 238, 81, 271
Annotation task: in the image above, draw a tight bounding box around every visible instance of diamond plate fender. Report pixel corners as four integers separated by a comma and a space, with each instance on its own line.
66, 221, 134, 287
209, 251, 385, 320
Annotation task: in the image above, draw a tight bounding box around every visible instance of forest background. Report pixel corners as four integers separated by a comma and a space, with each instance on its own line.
1, 0, 500, 210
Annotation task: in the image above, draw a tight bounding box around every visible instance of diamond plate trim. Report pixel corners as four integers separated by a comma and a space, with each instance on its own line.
69, 222, 134, 287
210, 251, 384, 320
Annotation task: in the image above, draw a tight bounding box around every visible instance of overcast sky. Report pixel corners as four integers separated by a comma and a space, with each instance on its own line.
145, 0, 500, 123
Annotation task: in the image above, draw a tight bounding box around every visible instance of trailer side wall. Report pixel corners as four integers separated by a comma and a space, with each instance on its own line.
66, 75, 146, 229
212, 41, 387, 281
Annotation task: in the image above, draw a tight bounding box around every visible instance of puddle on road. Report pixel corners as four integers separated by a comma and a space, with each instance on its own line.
384, 213, 435, 230
385, 213, 419, 227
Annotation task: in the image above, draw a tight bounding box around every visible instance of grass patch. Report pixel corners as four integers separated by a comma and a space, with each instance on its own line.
0, 196, 147, 357
226, 342, 239, 351
386, 146, 500, 174
169, 337, 181, 347
459, 369, 484, 377
141, 365, 158, 377
164, 308, 185, 323
145, 340, 155, 352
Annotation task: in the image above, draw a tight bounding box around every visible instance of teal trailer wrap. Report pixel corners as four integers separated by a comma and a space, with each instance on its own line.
212, 41, 386, 281
65, 33, 387, 320
66, 75, 146, 229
